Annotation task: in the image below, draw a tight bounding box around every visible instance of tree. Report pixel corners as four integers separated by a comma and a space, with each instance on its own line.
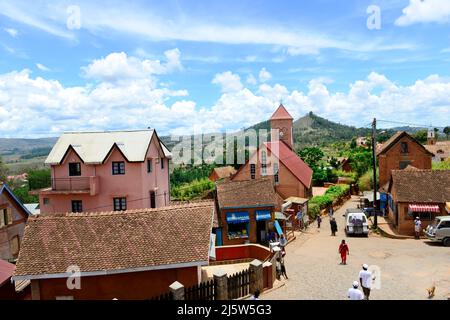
0, 156, 8, 183
444, 126, 450, 139
350, 138, 357, 149
348, 151, 372, 177
413, 130, 428, 144
298, 147, 324, 169
27, 168, 51, 190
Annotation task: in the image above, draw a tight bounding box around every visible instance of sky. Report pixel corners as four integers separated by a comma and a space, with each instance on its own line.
0, 0, 449, 138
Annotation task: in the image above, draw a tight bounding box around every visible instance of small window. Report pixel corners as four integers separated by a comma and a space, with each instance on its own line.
43, 198, 50, 205
261, 151, 267, 176
0, 208, 12, 227
400, 142, 408, 153
274, 163, 279, 184
113, 197, 127, 211
147, 159, 153, 173
71, 200, 83, 213
250, 164, 256, 180
161, 158, 165, 170
10, 235, 20, 257
69, 163, 81, 176
112, 161, 125, 175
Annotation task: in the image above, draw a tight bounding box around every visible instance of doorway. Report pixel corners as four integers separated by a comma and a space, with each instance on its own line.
256, 220, 267, 243
150, 191, 156, 208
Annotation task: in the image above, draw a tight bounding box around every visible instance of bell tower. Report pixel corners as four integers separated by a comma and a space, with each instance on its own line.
427, 129, 436, 145
269, 104, 294, 149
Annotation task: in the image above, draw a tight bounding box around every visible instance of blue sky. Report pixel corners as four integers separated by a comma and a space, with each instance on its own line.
0, 0, 449, 137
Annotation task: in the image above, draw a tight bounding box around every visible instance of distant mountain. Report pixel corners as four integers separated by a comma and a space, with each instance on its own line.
0, 137, 58, 156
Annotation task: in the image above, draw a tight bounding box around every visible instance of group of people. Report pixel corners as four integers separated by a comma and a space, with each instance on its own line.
347, 264, 375, 300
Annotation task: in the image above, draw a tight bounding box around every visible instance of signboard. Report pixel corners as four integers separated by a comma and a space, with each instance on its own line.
274, 220, 283, 235
209, 233, 216, 260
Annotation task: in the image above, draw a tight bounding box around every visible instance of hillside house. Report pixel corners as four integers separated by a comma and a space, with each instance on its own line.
209, 166, 237, 182
377, 131, 433, 189
13, 202, 214, 300
232, 105, 313, 200
37, 130, 171, 214
0, 184, 31, 262
386, 169, 450, 236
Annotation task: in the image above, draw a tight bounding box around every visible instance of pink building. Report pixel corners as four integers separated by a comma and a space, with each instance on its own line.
38, 130, 171, 214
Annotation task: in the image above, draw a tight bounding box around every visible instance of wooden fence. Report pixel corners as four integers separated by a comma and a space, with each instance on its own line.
184, 279, 216, 300
148, 291, 172, 300
227, 268, 252, 300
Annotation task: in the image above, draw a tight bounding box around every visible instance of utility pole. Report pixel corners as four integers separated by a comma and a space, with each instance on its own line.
371, 118, 378, 228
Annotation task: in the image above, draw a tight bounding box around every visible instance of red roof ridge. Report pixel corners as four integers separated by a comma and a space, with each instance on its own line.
33, 201, 215, 219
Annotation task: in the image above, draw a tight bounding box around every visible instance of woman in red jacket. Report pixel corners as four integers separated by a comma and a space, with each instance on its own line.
339, 240, 349, 265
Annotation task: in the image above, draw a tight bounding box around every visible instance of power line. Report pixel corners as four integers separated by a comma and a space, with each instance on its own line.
377, 119, 445, 129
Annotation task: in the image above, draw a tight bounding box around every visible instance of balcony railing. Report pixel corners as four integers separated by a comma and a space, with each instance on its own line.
51, 177, 95, 193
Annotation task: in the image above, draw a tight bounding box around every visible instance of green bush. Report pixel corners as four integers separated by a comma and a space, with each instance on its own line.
27, 168, 51, 190
308, 184, 350, 218
308, 203, 320, 218
11, 186, 38, 204
171, 178, 214, 201
332, 169, 357, 183
357, 169, 379, 192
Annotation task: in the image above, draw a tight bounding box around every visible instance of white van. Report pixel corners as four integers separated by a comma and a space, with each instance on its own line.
424, 216, 450, 247
344, 209, 369, 237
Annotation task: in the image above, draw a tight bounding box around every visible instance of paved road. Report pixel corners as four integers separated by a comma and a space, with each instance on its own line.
264, 196, 450, 300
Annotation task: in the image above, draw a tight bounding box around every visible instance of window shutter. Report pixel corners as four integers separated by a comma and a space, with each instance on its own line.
0, 210, 5, 227
6, 208, 12, 225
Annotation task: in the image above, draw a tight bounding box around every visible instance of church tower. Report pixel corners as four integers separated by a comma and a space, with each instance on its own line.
269, 104, 294, 149
427, 129, 436, 145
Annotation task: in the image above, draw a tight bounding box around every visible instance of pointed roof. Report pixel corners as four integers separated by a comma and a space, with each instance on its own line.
376, 131, 434, 156
270, 104, 293, 120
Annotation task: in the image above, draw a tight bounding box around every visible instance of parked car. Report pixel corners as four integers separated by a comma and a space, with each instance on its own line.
344, 209, 369, 237
424, 216, 450, 247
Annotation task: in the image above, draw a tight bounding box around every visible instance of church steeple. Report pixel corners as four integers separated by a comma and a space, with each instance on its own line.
269, 104, 294, 149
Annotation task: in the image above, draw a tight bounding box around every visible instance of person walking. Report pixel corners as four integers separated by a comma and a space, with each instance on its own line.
249, 289, 260, 300
414, 217, 422, 239
317, 214, 322, 228
275, 257, 282, 280
279, 233, 287, 253
338, 240, 349, 265
347, 281, 364, 300
359, 264, 374, 300
330, 217, 338, 236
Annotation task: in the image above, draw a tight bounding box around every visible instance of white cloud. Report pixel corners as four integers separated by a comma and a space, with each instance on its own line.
0, 1, 413, 55
36, 63, 51, 72
246, 74, 257, 85
258, 68, 272, 83
82, 49, 182, 82
4, 28, 18, 37
0, 63, 449, 138
212, 71, 243, 93
395, 0, 450, 26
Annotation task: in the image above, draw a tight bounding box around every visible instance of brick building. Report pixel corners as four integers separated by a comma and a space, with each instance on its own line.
215, 178, 277, 246
232, 105, 313, 200
377, 131, 433, 189
13, 202, 214, 300
386, 169, 450, 235
209, 166, 237, 182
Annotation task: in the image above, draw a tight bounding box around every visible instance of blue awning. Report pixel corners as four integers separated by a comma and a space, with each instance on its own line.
256, 210, 271, 221
226, 212, 249, 224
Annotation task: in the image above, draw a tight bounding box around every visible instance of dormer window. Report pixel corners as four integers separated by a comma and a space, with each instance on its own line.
69, 163, 81, 176
112, 161, 125, 175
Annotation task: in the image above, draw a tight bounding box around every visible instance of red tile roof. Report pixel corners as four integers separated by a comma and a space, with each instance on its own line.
210, 166, 237, 180
269, 104, 293, 120
216, 177, 276, 209
14, 202, 214, 279
0, 259, 15, 287
265, 141, 313, 188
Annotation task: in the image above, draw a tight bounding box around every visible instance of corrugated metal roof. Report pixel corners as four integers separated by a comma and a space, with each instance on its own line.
45, 129, 171, 165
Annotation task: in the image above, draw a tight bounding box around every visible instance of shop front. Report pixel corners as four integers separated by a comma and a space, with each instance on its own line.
226, 212, 250, 241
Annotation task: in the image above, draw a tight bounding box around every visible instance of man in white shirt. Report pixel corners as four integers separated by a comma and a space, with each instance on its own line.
359, 264, 374, 300
347, 281, 364, 300
414, 217, 422, 239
